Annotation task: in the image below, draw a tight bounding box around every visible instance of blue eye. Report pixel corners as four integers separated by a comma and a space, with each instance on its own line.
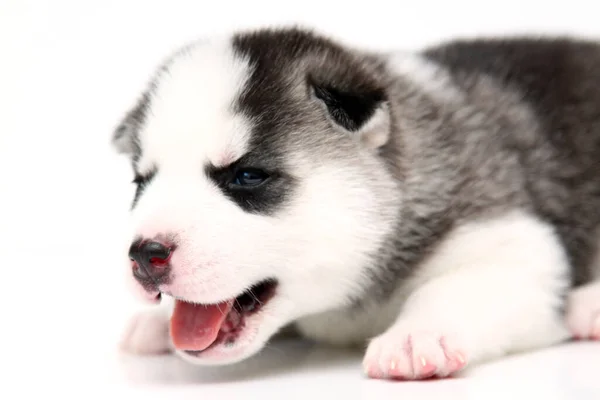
232, 169, 269, 187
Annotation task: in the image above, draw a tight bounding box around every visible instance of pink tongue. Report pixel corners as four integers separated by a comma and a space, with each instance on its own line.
170, 299, 234, 351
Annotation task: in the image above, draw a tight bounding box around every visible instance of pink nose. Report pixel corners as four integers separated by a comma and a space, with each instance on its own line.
128, 239, 173, 284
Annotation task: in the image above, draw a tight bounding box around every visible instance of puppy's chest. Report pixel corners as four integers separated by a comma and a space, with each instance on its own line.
293, 295, 407, 346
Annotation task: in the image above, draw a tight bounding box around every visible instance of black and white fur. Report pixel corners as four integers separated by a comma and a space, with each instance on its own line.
114, 27, 600, 379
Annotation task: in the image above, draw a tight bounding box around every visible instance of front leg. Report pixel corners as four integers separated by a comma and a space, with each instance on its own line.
566, 280, 600, 340
364, 211, 571, 380
120, 299, 174, 355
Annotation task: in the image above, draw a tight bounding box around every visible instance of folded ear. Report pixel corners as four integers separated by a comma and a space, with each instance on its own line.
111, 92, 149, 155
311, 80, 391, 149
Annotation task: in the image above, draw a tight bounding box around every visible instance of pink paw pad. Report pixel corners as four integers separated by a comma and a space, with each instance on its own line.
446, 351, 467, 372
566, 282, 600, 341
418, 357, 437, 377
363, 330, 468, 381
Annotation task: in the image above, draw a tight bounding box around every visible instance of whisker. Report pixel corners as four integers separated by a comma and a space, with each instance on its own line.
216, 302, 228, 316
234, 297, 242, 310
248, 289, 263, 305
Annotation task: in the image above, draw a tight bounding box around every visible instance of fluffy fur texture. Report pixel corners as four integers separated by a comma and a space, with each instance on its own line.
113, 27, 600, 379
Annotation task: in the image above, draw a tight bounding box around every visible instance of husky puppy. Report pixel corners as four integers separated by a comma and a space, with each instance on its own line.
114, 27, 600, 380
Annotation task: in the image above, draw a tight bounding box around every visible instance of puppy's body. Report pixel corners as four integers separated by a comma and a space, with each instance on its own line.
115, 28, 600, 379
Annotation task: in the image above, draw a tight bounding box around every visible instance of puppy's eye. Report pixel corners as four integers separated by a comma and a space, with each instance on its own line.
232, 169, 269, 187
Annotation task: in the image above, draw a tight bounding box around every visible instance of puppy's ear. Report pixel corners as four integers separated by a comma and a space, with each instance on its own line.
111, 93, 149, 155
311, 80, 390, 149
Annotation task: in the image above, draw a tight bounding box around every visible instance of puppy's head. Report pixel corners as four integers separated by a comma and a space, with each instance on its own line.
113, 28, 400, 364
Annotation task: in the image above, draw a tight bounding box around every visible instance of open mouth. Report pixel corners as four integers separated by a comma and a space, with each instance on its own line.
169, 279, 278, 355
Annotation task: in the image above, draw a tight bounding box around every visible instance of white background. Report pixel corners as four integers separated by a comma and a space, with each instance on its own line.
1, 1, 599, 398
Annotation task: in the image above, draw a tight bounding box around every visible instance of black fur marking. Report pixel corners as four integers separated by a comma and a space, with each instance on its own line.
205, 155, 293, 215
131, 167, 157, 210
228, 28, 389, 215
231, 28, 388, 143
311, 82, 386, 132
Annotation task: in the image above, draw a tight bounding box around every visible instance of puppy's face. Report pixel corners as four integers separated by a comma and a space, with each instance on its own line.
113, 29, 399, 365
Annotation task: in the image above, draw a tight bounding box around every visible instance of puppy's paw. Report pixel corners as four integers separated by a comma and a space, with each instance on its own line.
567, 282, 600, 341
120, 309, 172, 355
363, 326, 467, 380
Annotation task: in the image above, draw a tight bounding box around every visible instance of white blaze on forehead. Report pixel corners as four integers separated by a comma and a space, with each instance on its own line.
138, 37, 253, 172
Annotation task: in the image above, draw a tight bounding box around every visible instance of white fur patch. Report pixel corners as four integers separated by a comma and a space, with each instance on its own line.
120, 307, 171, 355
300, 210, 571, 379
357, 104, 391, 149
366, 210, 571, 379
567, 280, 600, 340
137, 37, 253, 176
387, 52, 463, 103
